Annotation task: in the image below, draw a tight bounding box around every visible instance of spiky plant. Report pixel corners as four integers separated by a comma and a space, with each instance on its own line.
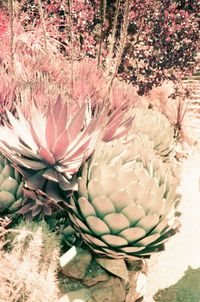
127, 108, 176, 159
0, 219, 61, 302
0, 96, 104, 196
68, 135, 181, 260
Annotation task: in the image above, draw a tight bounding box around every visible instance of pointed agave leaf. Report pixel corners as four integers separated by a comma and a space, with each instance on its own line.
107, 106, 124, 123
16, 111, 39, 151
30, 105, 46, 145
11, 143, 41, 160
6, 109, 20, 131
65, 133, 90, 158
39, 146, 56, 165
56, 102, 68, 134
12, 155, 46, 170
25, 171, 46, 190
46, 181, 65, 202
43, 204, 52, 216
53, 94, 62, 117
61, 139, 90, 166
103, 123, 119, 142
17, 203, 33, 214
103, 115, 133, 142
31, 204, 42, 217
68, 104, 86, 141
53, 129, 70, 161
23, 188, 37, 200
42, 168, 59, 182
96, 258, 129, 282
7, 109, 38, 152
46, 111, 56, 152
110, 119, 133, 141
57, 173, 72, 191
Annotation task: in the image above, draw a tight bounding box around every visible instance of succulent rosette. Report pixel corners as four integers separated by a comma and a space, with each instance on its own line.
0, 96, 105, 195
68, 136, 181, 259
127, 108, 176, 159
0, 94, 133, 213
0, 154, 24, 215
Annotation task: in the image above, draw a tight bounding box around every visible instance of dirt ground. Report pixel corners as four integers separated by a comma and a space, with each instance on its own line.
144, 152, 200, 302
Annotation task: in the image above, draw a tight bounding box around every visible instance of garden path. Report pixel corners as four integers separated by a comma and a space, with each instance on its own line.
144, 152, 200, 302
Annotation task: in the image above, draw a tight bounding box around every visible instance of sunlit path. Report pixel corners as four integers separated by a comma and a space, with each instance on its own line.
144, 152, 200, 301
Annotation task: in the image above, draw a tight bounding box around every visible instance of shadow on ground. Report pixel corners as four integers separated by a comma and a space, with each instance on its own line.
153, 266, 200, 302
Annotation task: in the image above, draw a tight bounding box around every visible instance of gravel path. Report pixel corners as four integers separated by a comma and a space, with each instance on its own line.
144, 153, 200, 302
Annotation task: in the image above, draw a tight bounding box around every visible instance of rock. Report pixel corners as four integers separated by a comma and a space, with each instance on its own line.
61, 247, 92, 280
90, 277, 125, 302
83, 260, 109, 287
59, 250, 148, 301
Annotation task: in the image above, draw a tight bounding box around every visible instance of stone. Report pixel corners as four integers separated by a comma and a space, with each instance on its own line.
61, 247, 92, 280
83, 260, 109, 287
90, 277, 126, 302
59, 252, 148, 302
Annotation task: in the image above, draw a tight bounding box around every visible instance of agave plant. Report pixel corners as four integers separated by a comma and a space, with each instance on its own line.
0, 93, 133, 203
0, 154, 24, 216
127, 108, 176, 159
0, 96, 104, 195
68, 136, 181, 259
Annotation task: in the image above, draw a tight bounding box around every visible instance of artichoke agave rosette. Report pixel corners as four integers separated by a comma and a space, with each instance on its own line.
127, 108, 175, 159
69, 136, 181, 259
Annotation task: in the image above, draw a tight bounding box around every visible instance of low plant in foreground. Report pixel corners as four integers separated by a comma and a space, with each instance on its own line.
0, 219, 60, 302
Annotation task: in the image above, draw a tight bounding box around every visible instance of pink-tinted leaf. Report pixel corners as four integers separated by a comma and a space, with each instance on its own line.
31, 106, 46, 144
63, 139, 90, 164
32, 205, 42, 217
53, 129, 70, 160
43, 205, 52, 216
46, 181, 64, 202
23, 188, 36, 200
17, 203, 32, 214
11, 155, 46, 170
103, 125, 118, 142
107, 106, 124, 123
25, 171, 46, 190
57, 173, 78, 191
109, 128, 130, 141
68, 104, 86, 141
46, 112, 56, 152
53, 94, 62, 117
39, 146, 56, 165
43, 168, 59, 182
56, 102, 68, 135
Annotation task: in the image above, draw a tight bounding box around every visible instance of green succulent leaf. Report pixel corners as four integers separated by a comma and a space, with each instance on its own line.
0, 178, 19, 195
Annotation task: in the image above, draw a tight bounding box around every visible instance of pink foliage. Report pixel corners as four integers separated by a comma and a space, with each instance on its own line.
0, 10, 8, 38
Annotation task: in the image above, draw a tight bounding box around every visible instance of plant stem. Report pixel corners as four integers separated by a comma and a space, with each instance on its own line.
68, 0, 74, 100
106, 0, 121, 70
109, 0, 130, 91
97, 0, 107, 67
37, 0, 48, 51
8, 0, 14, 71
